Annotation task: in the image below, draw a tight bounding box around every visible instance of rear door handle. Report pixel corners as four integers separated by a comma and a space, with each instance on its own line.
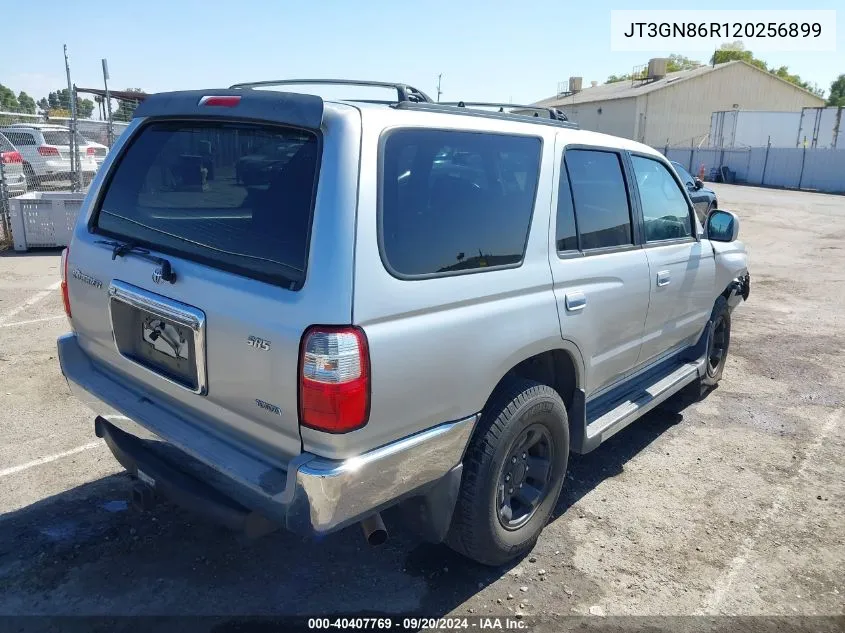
656, 270, 671, 287
565, 291, 586, 312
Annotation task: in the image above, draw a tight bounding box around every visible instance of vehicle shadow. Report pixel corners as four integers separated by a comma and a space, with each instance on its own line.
0, 399, 701, 621
0, 246, 64, 258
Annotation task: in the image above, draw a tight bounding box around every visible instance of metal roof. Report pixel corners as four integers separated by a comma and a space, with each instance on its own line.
532, 61, 756, 107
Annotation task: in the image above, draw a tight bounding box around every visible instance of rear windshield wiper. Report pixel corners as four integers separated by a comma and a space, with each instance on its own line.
96, 239, 177, 284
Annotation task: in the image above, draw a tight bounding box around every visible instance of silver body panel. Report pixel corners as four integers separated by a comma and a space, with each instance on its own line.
59, 91, 749, 536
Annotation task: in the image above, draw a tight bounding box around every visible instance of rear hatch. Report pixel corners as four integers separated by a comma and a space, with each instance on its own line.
65, 90, 351, 461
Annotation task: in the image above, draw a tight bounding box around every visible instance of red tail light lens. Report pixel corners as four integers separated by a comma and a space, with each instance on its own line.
198, 95, 241, 107
299, 326, 370, 433
1, 151, 22, 164
60, 247, 71, 319
38, 146, 60, 157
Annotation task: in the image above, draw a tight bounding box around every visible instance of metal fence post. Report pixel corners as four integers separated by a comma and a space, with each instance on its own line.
0, 160, 11, 247
798, 144, 808, 190
761, 136, 771, 186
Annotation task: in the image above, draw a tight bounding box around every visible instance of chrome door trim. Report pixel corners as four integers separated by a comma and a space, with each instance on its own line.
108, 280, 208, 395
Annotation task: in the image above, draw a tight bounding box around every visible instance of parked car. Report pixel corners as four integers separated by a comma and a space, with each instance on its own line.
670, 160, 718, 223
0, 131, 28, 196
57, 82, 750, 566
0, 124, 98, 188
81, 138, 109, 169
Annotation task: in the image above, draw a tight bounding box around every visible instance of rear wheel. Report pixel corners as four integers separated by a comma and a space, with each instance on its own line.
447, 378, 569, 566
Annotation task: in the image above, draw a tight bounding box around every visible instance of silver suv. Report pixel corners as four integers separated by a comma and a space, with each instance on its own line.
57, 80, 749, 565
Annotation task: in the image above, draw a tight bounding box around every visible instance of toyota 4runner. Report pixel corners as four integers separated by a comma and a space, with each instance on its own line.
57, 80, 750, 565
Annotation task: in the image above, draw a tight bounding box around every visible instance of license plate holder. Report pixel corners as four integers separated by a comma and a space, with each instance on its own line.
108, 280, 207, 395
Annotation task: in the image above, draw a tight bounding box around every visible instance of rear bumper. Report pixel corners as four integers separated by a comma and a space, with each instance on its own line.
57, 333, 475, 536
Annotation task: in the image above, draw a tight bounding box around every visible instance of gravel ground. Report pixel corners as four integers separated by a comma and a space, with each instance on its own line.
0, 185, 843, 629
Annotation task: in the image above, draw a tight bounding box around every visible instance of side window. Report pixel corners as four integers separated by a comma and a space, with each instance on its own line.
631, 156, 692, 242
564, 149, 633, 250
381, 129, 541, 276
555, 161, 578, 252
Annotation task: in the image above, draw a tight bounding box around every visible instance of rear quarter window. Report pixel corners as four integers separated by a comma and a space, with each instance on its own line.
94, 121, 320, 289
380, 129, 542, 277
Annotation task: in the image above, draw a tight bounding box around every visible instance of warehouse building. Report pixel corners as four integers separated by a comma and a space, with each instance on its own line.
532, 59, 826, 147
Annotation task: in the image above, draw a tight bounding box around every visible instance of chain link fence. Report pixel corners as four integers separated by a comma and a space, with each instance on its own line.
0, 84, 143, 249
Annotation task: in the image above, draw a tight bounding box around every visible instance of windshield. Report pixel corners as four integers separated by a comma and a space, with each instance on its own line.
671, 161, 694, 185
94, 121, 320, 288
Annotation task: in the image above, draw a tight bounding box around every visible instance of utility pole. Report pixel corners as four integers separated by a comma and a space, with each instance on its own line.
64, 44, 80, 192
102, 58, 114, 147
436, 74, 443, 103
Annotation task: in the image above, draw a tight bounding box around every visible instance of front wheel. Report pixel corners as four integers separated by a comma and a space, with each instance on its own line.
447, 378, 569, 566
703, 296, 731, 387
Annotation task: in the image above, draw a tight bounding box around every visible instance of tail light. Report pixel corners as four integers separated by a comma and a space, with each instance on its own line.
199, 95, 241, 107
86, 147, 96, 156
60, 247, 72, 320
0, 151, 22, 164
38, 146, 60, 157
299, 326, 370, 433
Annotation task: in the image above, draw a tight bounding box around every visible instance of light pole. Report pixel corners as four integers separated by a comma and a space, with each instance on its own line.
437, 74, 443, 103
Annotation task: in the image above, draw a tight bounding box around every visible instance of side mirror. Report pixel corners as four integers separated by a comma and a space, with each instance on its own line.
706, 209, 740, 242
693, 177, 704, 190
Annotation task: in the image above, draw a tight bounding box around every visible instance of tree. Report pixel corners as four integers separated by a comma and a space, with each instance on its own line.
0, 83, 20, 111
112, 88, 144, 122
40, 88, 94, 118
607, 55, 703, 83
666, 54, 700, 72
710, 42, 823, 96
827, 74, 845, 107
710, 41, 767, 70
17, 91, 36, 114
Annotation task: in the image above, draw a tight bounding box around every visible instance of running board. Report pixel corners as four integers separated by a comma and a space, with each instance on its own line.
581, 359, 702, 452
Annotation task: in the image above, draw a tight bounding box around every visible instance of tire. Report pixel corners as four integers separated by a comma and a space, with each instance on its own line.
703, 296, 731, 387
447, 378, 569, 566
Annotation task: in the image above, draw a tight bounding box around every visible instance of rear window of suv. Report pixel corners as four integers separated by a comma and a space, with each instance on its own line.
381, 129, 541, 277
94, 121, 320, 289
42, 129, 74, 146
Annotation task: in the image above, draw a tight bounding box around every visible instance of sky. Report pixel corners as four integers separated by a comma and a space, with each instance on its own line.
2, 0, 842, 117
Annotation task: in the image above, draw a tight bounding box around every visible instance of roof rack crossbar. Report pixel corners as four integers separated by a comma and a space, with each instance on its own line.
228, 79, 433, 103
441, 101, 569, 121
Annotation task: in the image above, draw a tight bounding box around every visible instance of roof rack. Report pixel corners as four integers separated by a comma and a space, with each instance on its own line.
441, 101, 569, 122
395, 101, 579, 130
228, 79, 433, 103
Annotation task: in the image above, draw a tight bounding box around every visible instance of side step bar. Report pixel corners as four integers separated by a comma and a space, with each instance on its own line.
580, 360, 702, 453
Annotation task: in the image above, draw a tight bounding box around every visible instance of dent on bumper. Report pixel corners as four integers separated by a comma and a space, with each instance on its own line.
57, 333, 476, 535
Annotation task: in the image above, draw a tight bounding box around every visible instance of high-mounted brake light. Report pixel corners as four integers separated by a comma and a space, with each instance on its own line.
299, 326, 370, 433
198, 95, 242, 107
60, 247, 71, 320
37, 146, 60, 157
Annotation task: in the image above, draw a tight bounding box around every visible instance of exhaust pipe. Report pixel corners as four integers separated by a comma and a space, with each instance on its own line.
361, 513, 388, 546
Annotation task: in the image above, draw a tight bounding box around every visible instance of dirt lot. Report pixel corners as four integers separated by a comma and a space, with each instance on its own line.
0, 185, 843, 627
